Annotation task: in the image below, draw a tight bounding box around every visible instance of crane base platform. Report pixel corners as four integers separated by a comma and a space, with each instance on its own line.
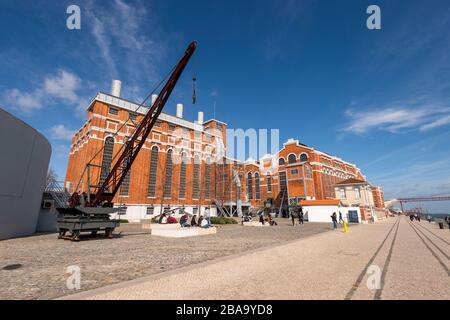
56, 207, 120, 241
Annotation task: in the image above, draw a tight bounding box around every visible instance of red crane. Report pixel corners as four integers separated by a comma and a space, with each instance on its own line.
90, 41, 197, 207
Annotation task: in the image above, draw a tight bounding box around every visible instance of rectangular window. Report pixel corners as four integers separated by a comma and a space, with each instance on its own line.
146, 206, 154, 215
354, 188, 361, 199
340, 189, 346, 199
279, 171, 287, 196
118, 206, 127, 215
195, 132, 201, 140
290, 169, 299, 175
109, 107, 119, 115
169, 124, 176, 132
129, 112, 137, 122
155, 120, 162, 127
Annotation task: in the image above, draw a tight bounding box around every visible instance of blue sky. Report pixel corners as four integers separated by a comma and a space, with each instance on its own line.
1, 0, 450, 212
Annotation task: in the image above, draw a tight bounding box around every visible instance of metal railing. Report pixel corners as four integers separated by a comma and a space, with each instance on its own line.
45, 180, 70, 209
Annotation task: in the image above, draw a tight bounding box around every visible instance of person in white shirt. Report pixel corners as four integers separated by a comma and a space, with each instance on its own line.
200, 217, 210, 229
204, 207, 211, 224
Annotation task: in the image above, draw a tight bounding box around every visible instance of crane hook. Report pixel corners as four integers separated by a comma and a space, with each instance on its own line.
192, 77, 197, 105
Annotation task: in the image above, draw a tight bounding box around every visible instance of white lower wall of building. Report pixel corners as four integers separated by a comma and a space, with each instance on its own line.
303, 205, 362, 224
111, 204, 218, 222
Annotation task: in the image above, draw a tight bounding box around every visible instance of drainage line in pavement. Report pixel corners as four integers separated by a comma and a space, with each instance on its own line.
373, 218, 400, 300
408, 221, 450, 276
410, 222, 450, 261
414, 222, 450, 246
344, 217, 399, 300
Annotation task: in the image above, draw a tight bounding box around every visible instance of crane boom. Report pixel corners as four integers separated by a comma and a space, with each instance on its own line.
91, 41, 197, 206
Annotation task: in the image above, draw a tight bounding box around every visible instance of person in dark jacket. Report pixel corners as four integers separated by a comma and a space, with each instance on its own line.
180, 213, 190, 227
331, 212, 338, 230
290, 209, 296, 226
190, 214, 198, 227
298, 206, 304, 225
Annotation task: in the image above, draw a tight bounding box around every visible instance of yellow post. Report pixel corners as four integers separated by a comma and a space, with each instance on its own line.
343, 222, 348, 233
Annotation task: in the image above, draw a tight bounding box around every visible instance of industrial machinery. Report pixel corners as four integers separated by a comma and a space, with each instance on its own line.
56, 41, 197, 241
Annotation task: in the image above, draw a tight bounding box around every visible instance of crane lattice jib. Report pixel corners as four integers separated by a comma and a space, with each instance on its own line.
91, 41, 197, 206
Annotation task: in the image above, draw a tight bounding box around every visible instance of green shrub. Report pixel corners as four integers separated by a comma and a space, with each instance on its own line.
119, 219, 129, 223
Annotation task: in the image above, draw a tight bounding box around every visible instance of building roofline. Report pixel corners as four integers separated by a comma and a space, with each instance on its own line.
203, 118, 228, 126
89, 92, 204, 131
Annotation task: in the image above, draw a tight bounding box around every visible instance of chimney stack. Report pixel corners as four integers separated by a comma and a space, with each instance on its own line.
197, 111, 204, 124
176, 103, 184, 118
111, 80, 122, 97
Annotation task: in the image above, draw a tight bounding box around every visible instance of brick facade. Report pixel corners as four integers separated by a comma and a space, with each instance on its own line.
65, 92, 380, 220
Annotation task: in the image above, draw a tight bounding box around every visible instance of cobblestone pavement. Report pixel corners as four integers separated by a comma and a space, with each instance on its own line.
0, 220, 332, 300
62, 217, 450, 300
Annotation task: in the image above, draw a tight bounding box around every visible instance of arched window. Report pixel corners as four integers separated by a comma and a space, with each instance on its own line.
193, 155, 200, 199
267, 174, 272, 192
279, 171, 287, 196
119, 155, 131, 196
205, 158, 211, 199
247, 172, 253, 200
278, 158, 285, 166
255, 173, 260, 200
99, 137, 114, 191
288, 154, 297, 164
148, 146, 159, 197
300, 153, 308, 162
163, 150, 173, 198
179, 153, 187, 199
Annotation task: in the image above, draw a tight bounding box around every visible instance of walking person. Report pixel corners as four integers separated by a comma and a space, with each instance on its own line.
331, 212, 338, 230
298, 206, 304, 225
339, 211, 344, 224
290, 209, 296, 226
446, 216, 450, 229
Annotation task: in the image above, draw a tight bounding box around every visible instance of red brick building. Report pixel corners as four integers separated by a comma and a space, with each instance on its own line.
65, 84, 382, 220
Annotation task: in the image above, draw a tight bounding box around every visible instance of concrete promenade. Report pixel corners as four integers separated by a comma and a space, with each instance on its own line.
61, 217, 450, 300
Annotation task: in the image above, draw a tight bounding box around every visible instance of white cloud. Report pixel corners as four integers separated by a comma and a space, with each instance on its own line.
44, 69, 81, 103
210, 89, 219, 97
343, 104, 450, 134
50, 124, 75, 141
420, 114, 450, 131
85, 0, 165, 92
2, 69, 88, 116
3, 88, 43, 112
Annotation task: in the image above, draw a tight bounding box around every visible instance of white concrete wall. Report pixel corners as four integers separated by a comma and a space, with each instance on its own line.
303, 205, 339, 223
0, 108, 51, 240
303, 205, 362, 224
